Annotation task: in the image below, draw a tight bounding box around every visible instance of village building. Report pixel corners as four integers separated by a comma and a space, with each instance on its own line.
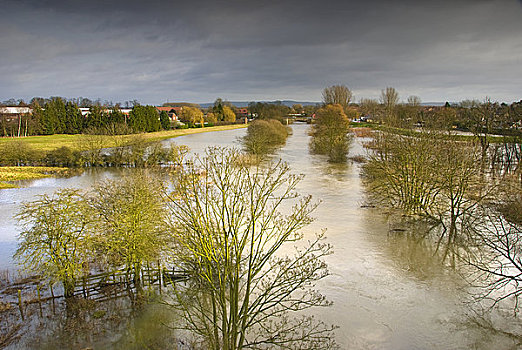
156, 106, 181, 121
0, 106, 33, 122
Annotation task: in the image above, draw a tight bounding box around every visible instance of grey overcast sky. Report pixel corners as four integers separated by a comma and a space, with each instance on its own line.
1, 0, 521, 104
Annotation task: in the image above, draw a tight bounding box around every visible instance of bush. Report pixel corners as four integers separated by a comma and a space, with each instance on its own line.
309, 104, 351, 163
144, 142, 170, 167
0, 140, 41, 166
242, 119, 289, 156
45, 146, 80, 167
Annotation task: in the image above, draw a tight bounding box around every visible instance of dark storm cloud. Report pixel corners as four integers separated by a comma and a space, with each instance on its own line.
1, 0, 521, 104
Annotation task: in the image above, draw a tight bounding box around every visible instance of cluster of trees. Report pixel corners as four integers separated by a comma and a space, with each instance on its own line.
15, 175, 168, 297
15, 148, 336, 348
316, 85, 521, 147
2, 96, 139, 108
357, 88, 522, 139
211, 98, 237, 123
364, 132, 491, 240
0, 98, 172, 137
163, 99, 238, 125
247, 102, 292, 121
245, 101, 320, 121
242, 119, 290, 156
363, 129, 522, 311
314, 84, 521, 168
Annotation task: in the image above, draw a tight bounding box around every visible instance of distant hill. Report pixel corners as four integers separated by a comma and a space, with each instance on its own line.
162, 102, 200, 108
171, 101, 449, 108
421, 102, 448, 106
198, 100, 320, 108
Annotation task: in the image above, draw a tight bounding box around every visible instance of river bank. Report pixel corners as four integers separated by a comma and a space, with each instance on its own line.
0, 167, 73, 189
0, 124, 246, 152
0, 124, 247, 187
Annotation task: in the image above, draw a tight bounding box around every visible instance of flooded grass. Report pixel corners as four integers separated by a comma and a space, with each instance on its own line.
0, 166, 72, 189
0, 124, 247, 152
350, 127, 374, 138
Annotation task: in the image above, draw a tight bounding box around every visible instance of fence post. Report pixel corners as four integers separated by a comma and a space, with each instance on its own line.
49, 283, 55, 314
159, 268, 162, 295
17, 289, 24, 321
83, 276, 87, 298
37, 285, 43, 317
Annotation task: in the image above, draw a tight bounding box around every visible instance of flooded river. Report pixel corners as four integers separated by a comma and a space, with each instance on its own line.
0, 124, 518, 349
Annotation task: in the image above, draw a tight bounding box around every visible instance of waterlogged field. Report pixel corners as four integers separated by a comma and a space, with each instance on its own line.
0, 124, 246, 152
0, 167, 71, 189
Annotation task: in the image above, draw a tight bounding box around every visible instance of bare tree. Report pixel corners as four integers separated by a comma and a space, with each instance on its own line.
380, 87, 400, 126
166, 148, 337, 349
363, 131, 495, 250
407, 95, 421, 107
459, 98, 497, 165
89, 174, 169, 290
322, 85, 353, 111
363, 132, 441, 215
464, 211, 522, 313
359, 98, 381, 121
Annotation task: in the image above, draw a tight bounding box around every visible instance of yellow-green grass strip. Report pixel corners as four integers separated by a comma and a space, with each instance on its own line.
0, 166, 70, 189
0, 124, 247, 152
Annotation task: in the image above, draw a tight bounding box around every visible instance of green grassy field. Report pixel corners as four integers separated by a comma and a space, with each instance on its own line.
0, 124, 247, 152
0, 166, 71, 189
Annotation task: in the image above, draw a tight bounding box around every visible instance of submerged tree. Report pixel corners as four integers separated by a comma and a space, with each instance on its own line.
15, 189, 92, 297
363, 131, 495, 249
309, 104, 352, 162
464, 211, 522, 313
166, 148, 337, 349
242, 119, 289, 156
363, 132, 441, 215
89, 174, 169, 289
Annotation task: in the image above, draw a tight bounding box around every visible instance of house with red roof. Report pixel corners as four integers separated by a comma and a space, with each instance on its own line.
156, 106, 182, 121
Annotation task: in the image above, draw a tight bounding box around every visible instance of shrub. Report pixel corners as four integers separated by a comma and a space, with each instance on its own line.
45, 146, 80, 167
0, 140, 40, 166
309, 104, 352, 163
242, 119, 289, 156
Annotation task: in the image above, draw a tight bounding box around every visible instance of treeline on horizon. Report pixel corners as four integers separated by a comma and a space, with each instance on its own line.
0, 97, 243, 137
2, 93, 522, 139
1, 98, 169, 137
